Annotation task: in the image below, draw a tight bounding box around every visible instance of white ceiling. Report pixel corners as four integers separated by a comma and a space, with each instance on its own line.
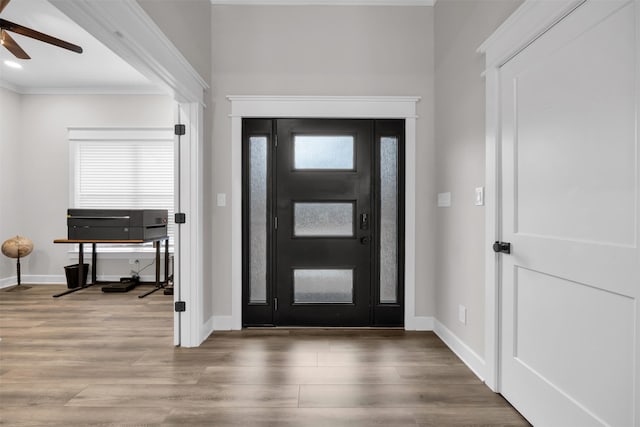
0, 0, 160, 94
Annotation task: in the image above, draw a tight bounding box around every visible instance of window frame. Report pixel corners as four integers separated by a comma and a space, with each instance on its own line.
68, 127, 175, 255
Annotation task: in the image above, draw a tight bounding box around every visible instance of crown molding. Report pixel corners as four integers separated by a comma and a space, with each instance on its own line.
51, 0, 208, 105
211, 0, 435, 6
0, 79, 22, 94
1, 84, 167, 96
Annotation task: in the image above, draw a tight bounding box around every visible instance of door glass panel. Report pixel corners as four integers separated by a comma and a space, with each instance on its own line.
294, 202, 354, 237
380, 137, 398, 303
294, 135, 354, 169
293, 269, 353, 303
249, 136, 267, 303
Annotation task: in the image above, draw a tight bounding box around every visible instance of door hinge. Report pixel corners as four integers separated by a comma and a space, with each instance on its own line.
175, 301, 186, 312
174, 124, 186, 136
274, 298, 278, 311
274, 216, 278, 230
175, 213, 186, 224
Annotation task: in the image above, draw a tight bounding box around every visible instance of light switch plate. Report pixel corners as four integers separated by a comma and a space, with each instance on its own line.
475, 187, 484, 206
217, 193, 226, 207
437, 192, 451, 207
458, 304, 467, 325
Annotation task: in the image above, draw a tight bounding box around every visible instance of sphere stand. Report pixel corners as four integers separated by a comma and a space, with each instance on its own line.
6, 255, 31, 292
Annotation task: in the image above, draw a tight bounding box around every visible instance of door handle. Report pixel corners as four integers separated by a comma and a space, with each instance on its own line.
493, 241, 511, 254
360, 213, 369, 230
360, 236, 370, 245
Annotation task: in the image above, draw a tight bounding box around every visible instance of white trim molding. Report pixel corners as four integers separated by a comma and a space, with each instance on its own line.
212, 316, 235, 331
67, 127, 174, 142
174, 102, 207, 348
50, 0, 209, 105
434, 320, 486, 382
228, 95, 421, 331
478, 0, 585, 72
0, 276, 18, 289
1, 276, 66, 287
0, 274, 163, 288
211, 0, 435, 6
405, 316, 434, 331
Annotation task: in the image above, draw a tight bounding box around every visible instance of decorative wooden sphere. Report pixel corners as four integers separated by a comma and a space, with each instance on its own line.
1, 236, 34, 259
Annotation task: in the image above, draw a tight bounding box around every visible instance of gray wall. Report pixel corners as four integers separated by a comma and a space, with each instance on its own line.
138, 0, 212, 85
434, 0, 522, 354
0, 88, 23, 282
210, 5, 436, 317
1, 2, 528, 345
0, 92, 173, 285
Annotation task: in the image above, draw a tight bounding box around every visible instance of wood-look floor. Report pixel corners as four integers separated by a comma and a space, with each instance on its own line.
0, 285, 530, 426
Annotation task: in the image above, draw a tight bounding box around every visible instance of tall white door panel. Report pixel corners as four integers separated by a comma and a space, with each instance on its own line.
498, 1, 639, 425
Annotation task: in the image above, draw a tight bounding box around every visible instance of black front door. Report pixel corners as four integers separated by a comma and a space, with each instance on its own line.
275, 119, 372, 326
242, 118, 404, 327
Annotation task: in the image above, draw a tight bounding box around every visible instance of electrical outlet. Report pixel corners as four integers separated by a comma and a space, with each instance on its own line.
458, 304, 467, 325
437, 192, 451, 207
475, 187, 485, 206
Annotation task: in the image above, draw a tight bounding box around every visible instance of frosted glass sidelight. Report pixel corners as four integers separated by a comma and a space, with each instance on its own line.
380, 137, 398, 303
249, 136, 267, 303
294, 203, 354, 237
294, 269, 353, 303
294, 135, 354, 169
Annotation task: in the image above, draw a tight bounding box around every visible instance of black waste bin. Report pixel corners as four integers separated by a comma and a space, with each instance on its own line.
64, 263, 89, 289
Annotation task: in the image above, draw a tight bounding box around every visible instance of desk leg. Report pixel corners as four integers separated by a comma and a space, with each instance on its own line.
53, 242, 95, 298
155, 241, 160, 287
78, 243, 84, 287
138, 239, 167, 299
91, 243, 97, 284
165, 239, 169, 283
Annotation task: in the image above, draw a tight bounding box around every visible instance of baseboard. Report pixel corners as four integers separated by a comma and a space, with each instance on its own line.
434, 319, 486, 382
0, 276, 18, 289
12, 275, 65, 285
212, 315, 235, 331
200, 316, 215, 343
1, 273, 160, 289
405, 315, 434, 331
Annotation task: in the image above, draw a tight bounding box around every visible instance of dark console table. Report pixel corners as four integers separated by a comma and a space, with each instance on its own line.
52, 237, 169, 298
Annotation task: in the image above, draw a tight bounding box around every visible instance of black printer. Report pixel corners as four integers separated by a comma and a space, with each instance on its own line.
67, 209, 168, 241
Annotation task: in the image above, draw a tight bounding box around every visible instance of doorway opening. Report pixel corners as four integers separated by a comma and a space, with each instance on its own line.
242, 118, 404, 327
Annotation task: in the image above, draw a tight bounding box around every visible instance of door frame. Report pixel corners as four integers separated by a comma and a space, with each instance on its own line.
50, 0, 208, 347
479, 0, 639, 408
229, 96, 420, 330
242, 118, 405, 327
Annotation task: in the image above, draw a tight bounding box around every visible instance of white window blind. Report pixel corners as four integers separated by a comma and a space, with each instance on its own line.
69, 128, 175, 248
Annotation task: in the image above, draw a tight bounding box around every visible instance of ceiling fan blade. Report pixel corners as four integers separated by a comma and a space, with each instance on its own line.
1, 29, 30, 59
0, 18, 82, 54
0, 0, 11, 14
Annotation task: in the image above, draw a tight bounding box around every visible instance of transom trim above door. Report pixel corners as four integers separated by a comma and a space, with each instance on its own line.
228, 95, 422, 330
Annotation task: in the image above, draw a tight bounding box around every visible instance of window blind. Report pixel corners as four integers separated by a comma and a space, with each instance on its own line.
70, 128, 174, 248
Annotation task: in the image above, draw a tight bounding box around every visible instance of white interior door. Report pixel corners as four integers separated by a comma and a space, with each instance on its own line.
173, 102, 204, 347
498, 1, 639, 425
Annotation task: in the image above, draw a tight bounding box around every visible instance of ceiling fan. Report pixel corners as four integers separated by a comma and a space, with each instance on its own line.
0, 0, 82, 60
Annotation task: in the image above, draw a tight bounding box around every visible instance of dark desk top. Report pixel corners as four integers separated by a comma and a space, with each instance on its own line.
54, 238, 168, 244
